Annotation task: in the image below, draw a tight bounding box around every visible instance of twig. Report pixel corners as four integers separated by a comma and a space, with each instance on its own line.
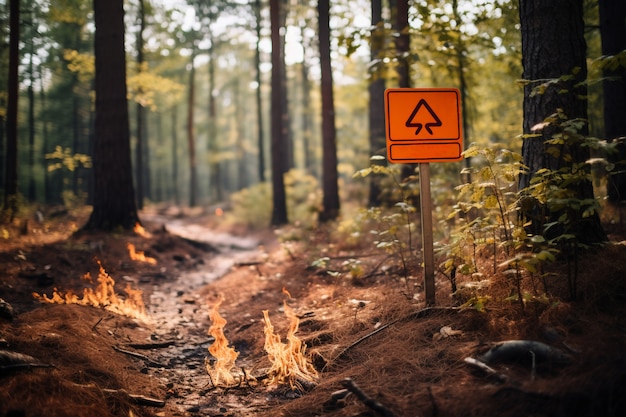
341, 378, 396, 417
73, 383, 165, 407
328, 307, 460, 367
234, 260, 264, 267
123, 341, 176, 350
102, 389, 166, 407
463, 357, 508, 382
92, 317, 103, 331
112, 345, 168, 368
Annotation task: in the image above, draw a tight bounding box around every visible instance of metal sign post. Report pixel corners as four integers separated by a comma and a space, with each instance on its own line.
384, 88, 464, 306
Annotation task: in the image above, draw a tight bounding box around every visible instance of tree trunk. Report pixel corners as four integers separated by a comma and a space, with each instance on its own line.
368, 0, 386, 206
280, 0, 293, 172
270, 0, 288, 225
394, 0, 410, 88
599, 0, 626, 202
318, 0, 340, 222
518, 0, 606, 244
207, 39, 222, 203
392, 0, 415, 181
187, 48, 198, 207
3, 0, 20, 220
170, 104, 179, 205
300, 39, 316, 178
135, 0, 146, 209
255, 0, 266, 183
452, 0, 472, 177
85, 0, 139, 230
28, 39, 36, 202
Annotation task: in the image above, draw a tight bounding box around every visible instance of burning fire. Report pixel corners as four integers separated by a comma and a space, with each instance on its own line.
33, 260, 148, 321
127, 243, 157, 265
206, 298, 239, 386
133, 222, 151, 238
262, 290, 318, 389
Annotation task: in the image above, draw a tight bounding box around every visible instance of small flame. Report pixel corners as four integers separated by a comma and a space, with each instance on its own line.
262, 299, 318, 389
134, 222, 151, 238
33, 260, 148, 321
127, 243, 157, 265
206, 298, 239, 386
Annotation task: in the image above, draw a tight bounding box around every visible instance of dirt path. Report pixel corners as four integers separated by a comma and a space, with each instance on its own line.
138, 215, 268, 415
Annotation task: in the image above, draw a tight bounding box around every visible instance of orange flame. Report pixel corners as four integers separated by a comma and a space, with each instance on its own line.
134, 222, 151, 238
206, 298, 239, 386
127, 243, 157, 265
262, 298, 318, 389
33, 260, 148, 321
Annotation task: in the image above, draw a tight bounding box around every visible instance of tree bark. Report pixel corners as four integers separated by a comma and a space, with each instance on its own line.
318, 0, 340, 222
518, 0, 606, 244
3, 0, 20, 220
187, 48, 198, 207
84, 0, 139, 231
255, 0, 266, 183
599, 0, 626, 202
270, 0, 288, 225
135, 0, 146, 209
368, 0, 386, 206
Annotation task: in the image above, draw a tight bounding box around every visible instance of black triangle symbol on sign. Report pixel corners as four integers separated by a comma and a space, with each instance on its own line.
405, 99, 442, 135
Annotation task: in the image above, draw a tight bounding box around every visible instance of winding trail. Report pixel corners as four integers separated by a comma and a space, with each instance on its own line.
139, 215, 266, 415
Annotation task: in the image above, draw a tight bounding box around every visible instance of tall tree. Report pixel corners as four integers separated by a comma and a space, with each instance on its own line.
27, 15, 36, 202
368, 0, 386, 206
317, 0, 340, 222
84, 0, 139, 230
255, 0, 266, 183
270, 0, 288, 225
599, 0, 626, 202
392, 0, 410, 88
2, 0, 19, 220
187, 46, 198, 207
135, 0, 147, 209
518, 0, 606, 244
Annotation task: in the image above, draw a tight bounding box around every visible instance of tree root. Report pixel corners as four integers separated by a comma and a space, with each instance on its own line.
478, 340, 572, 365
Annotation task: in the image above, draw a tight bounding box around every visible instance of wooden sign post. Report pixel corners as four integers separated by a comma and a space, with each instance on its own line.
384, 88, 463, 305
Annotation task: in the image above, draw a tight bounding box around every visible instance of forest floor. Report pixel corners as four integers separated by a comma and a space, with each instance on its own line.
0, 205, 625, 417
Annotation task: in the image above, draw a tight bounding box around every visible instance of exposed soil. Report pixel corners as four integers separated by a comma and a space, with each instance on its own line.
0, 206, 625, 417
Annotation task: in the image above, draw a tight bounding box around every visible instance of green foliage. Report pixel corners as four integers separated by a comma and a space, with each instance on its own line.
229, 169, 321, 229
45, 146, 92, 172
438, 109, 613, 307
440, 145, 527, 275
64, 49, 94, 83
127, 62, 185, 110
229, 182, 272, 228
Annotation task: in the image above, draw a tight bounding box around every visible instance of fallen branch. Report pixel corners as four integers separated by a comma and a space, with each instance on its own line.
102, 389, 166, 407
341, 377, 396, 417
123, 341, 176, 350
74, 383, 165, 408
463, 357, 508, 382
112, 346, 168, 368
0, 350, 54, 375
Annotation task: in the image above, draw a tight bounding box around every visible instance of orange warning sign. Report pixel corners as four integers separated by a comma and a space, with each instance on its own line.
385, 88, 464, 163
